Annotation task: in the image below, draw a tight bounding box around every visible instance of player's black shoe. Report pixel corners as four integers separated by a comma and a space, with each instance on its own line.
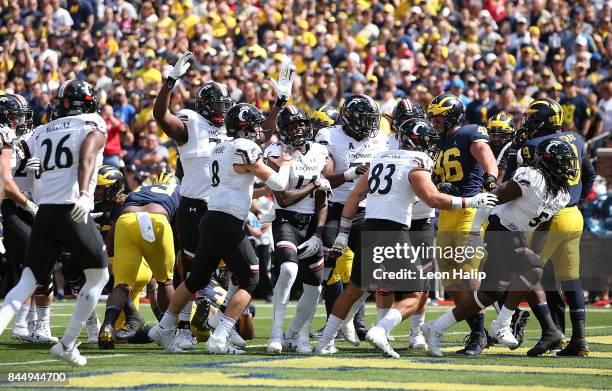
117, 311, 145, 340
484, 329, 496, 348
98, 324, 115, 349
354, 305, 368, 341
527, 329, 564, 356
510, 310, 530, 350
557, 337, 589, 357
191, 298, 212, 331
456, 332, 487, 357
312, 324, 325, 339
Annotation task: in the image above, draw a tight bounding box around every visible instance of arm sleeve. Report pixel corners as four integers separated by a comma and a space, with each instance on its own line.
580, 156, 596, 202
503, 147, 519, 182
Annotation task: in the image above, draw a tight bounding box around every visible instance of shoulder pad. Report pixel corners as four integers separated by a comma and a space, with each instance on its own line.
315, 127, 333, 145
233, 139, 262, 165
263, 141, 283, 158
0, 126, 16, 146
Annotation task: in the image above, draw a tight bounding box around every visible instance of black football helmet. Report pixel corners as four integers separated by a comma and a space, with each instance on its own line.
311, 104, 340, 131
486, 113, 515, 155
276, 105, 311, 149
426, 93, 465, 137
391, 98, 426, 131
225, 103, 265, 141
51, 80, 99, 120
397, 118, 439, 153
0, 94, 33, 135
195, 82, 233, 127
534, 138, 577, 193
340, 95, 380, 140
94, 165, 125, 213
517, 98, 563, 142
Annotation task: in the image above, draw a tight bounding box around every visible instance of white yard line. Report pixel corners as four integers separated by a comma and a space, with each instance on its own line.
0, 354, 129, 367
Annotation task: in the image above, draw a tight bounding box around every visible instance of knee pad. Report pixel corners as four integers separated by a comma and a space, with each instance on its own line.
237, 270, 259, 295
302, 258, 324, 286
84, 268, 110, 290
275, 241, 299, 264
35, 279, 54, 296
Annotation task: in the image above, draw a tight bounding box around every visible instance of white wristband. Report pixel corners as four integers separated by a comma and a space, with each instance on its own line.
343, 167, 360, 181
450, 196, 463, 210
265, 164, 290, 191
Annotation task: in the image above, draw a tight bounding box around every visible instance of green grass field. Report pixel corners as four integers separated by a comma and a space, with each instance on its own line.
0, 300, 611, 390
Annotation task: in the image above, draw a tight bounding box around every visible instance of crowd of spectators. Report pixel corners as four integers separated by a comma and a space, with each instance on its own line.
0, 0, 610, 186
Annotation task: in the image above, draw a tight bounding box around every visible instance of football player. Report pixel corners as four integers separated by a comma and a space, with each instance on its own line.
264, 105, 331, 353
0, 80, 109, 366
427, 93, 498, 357
315, 118, 498, 355
316, 95, 389, 344
486, 113, 516, 184
153, 52, 233, 350
375, 98, 432, 349
310, 105, 340, 136
98, 169, 180, 349
422, 138, 574, 357
0, 94, 57, 344
149, 103, 292, 354
506, 99, 596, 356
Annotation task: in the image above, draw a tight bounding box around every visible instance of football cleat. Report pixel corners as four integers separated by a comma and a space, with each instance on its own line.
489, 318, 518, 349
123, 312, 145, 338
229, 328, 247, 348
50, 342, 87, 367
556, 337, 589, 357
408, 327, 428, 351
527, 329, 564, 357
549, 337, 566, 353
11, 323, 31, 342
86, 315, 100, 344
510, 310, 530, 350
32, 321, 58, 344
191, 299, 211, 331
340, 321, 360, 346
295, 337, 313, 354
366, 326, 400, 358
421, 322, 444, 357
148, 324, 184, 353
176, 328, 197, 350
281, 332, 298, 352
456, 332, 487, 357
267, 337, 283, 354
97, 324, 115, 349
207, 334, 245, 355
312, 324, 325, 339
315, 339, 338, 355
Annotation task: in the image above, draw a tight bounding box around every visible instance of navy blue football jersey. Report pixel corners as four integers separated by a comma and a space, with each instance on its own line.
505, 131, 596, 205
433, 124, 490, 197
123, 183, 181, 218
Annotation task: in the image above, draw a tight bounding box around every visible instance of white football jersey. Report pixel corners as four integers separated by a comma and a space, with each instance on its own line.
316, 125, 388, 205
365, 149, 434, 227
264, 141, 328, 214
493, 166, 570, 232
387, 133, 435, 220
26, 113, 107, 207
176, 109, 226, 200
11, 132, 35, 195
207, 138, 262, 221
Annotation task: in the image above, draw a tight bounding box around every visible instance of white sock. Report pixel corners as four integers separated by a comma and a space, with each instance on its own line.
207, 309, 222, 329
343, 291, 370, 326
411, 312, 425, 331
15, 304, 30, 327
432, 310, 457, 332
271, 262, 298, 339
377, 307, 390, 322
28, 301, 37, 323
0, 268, 37, 335
87, 310, 99, 324
320, 314, 342, 345
497, 305, 514, 324
179, 301, 193, 322
378, 308, 402, 334
299, 311, 314, 342
159, 312, 178, 329
37, 305, 51, 323
213, 315, 236, 339
287, 284, 322, 337
223, 280, 239, 306
61, 268, 109, 350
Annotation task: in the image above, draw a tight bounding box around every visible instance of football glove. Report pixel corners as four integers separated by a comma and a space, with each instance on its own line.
316, 178, 332, 193
330, 232, 349, 256
465, 193, 498, 209
168, 52, 193, 81
270, 62, 296, 106
483, 172, 498, 192
70, 194, 92, 224
18, 199, 38, 216
437, 182, 460, 196
297, 234, 322, 259
25, 157, 41, 172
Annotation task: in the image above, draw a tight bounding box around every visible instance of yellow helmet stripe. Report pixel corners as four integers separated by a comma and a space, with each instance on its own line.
427, 96, 454, 116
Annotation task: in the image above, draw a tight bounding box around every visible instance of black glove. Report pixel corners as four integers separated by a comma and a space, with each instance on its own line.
483, 172, 498, 192
437, 182, 460, 196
